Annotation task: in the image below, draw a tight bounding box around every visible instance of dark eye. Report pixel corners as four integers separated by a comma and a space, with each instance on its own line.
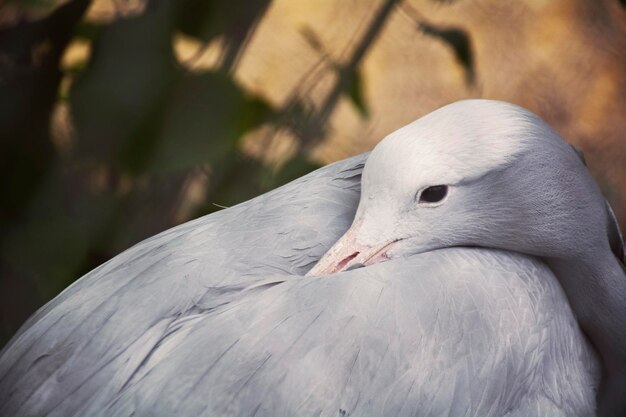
419, 185, 448, 204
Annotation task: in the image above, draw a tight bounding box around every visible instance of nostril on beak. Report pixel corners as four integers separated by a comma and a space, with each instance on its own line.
337, 252, 360, 271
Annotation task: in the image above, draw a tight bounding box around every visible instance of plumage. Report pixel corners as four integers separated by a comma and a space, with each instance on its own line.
1, 99, 622, 417
0, 154, 364, 416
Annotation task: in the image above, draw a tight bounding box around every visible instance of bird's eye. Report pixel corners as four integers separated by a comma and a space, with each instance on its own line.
419, 185, 448, 204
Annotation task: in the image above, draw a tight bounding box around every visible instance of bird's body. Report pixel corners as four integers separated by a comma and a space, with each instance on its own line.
1, 100, 623, 416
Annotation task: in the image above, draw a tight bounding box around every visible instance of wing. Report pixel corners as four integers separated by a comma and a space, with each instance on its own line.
23, 249, 600, 417
0, 154, 365, 416
101, 249, 595, 417
0, 153, 597, 417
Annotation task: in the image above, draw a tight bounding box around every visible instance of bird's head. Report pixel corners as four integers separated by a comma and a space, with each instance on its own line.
308, 99, 623, 276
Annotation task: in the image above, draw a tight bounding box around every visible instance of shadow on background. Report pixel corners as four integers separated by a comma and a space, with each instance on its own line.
0, 0, 402, 347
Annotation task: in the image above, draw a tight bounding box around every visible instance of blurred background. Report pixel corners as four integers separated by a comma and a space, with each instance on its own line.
0, 0, 625, 347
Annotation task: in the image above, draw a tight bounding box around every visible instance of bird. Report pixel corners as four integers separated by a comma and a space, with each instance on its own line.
0, 99, 622, 417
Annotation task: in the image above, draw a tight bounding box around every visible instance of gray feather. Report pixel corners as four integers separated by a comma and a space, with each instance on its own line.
0, 155, 364, 416
0, 152, 598, 417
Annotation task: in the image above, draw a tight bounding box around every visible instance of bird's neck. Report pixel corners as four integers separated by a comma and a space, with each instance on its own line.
546, 252, 626, 374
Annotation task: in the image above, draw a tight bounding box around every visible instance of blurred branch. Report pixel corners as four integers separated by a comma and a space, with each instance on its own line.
400, 1, 475, 86
265, 0, 400, 154
313, 0, 398, 129
218, 1, 271, 73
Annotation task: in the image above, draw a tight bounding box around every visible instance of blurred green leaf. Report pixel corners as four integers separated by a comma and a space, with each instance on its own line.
1, 171, 118, 298
175, 0, 270, 43
146, 71, 274, 174
73, 21, 102, 41
175, 0, 217, 41
346, 68, 369, 118
70, 0, 177, 170
418, 23, 475, 86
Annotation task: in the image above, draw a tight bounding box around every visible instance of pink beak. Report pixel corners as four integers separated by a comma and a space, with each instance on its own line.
306, 222, 397, 276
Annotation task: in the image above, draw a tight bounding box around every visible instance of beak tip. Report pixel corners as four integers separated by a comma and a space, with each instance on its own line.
305, 226, 397, 276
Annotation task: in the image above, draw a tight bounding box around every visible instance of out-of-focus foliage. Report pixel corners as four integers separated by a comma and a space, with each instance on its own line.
0, 0, 331, 347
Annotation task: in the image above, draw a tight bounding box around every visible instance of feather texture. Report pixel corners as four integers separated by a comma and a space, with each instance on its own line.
0, 152, 598, 417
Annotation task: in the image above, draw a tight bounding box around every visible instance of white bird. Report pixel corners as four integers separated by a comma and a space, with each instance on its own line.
0, 100, 623, 417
